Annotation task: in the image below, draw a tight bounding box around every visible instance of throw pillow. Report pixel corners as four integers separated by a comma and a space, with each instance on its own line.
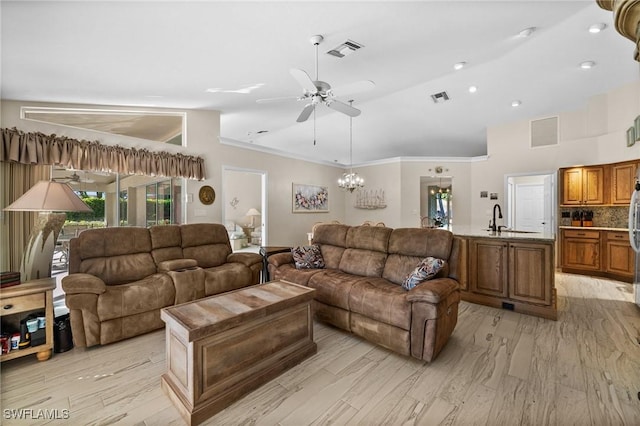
292, 245, 325, 269
402, 257, 445, 290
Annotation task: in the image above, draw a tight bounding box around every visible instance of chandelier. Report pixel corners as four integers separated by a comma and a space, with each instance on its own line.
338, 100, 365, 192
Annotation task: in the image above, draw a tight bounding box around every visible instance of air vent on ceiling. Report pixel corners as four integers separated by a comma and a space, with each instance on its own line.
530, 116, 559, 148
327, 40, 364, 58
431, 91, 450, 103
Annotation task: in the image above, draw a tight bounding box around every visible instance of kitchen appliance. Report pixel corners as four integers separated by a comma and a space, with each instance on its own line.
628, 172, 640, 308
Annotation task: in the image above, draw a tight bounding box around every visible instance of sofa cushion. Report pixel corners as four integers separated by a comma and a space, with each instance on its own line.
149, 225, 183, 265
292, 245, 325, 269
349, 278, 413, 330
339, 248, 387, 278
313, 224, 349, 269
345, 226, 392, 252
307, 270, 366, 310
181, 224, 232, 268
203, 263, 253, 296
401, 257, 446, 290
387, 228, 452, 259
97, 273, 175, 321
272, 264, 325, 286
80, 253, 158, 286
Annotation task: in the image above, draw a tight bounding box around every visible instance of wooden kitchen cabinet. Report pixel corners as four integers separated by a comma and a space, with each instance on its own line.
561, 229, 601, 271
465, 237, 556, 320
604, 231, 635, 279
469, 239, 508, 298
508, 242, 553, 306
560, 166, 605, 206
611, 161, 638, 205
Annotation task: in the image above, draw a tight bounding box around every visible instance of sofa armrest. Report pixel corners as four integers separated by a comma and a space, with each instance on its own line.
227, 252, 262, 267
405, 278, 459, 304
267, 252, 294, 267
62, 273, 106, 295
157, 258, 198, 272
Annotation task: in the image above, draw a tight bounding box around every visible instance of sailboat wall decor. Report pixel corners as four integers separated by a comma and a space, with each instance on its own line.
354, 189, 387, 210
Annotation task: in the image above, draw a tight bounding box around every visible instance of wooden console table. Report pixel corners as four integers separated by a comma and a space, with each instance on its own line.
0, 277, 55, 362
160, 280, 316, 425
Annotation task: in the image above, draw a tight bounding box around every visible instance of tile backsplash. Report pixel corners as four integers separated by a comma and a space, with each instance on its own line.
559, 206, 628, 229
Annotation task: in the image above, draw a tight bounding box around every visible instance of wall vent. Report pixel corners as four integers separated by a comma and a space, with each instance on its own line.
327, 40, 364, 58
530, 116, 559, 148
431, 91, 450, 103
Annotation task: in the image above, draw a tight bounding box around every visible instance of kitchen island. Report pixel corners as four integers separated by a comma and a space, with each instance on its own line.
452, 226, 556, 320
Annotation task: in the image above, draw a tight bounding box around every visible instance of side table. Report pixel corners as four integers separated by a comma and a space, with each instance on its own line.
259, 246, 291, 282
0, 277, 55, 362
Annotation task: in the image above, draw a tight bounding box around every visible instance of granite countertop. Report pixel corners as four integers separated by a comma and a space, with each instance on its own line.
558, 226, 629, 232
451, 226, 555, 242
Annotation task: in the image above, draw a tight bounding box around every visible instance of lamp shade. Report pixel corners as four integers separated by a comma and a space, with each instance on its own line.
4, 180, 92, 212
246, 208, 261, 216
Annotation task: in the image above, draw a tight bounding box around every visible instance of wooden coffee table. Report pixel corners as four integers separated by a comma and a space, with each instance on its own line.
160, 280, 316, 426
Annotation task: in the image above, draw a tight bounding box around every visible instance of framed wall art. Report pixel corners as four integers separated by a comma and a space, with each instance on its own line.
627, 126, 636, 147
292, 183, 329, 213
635, 115, 640, 142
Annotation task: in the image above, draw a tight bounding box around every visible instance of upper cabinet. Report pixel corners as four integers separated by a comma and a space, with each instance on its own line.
560, 166, 605, 206
560, 160, 640, 206
611, 161, 639, 204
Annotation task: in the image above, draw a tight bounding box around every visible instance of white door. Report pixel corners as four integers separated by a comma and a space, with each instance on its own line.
515, 183, 545, 232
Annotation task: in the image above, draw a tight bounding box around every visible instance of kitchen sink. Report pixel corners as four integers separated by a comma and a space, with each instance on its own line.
484, 229, 537, 234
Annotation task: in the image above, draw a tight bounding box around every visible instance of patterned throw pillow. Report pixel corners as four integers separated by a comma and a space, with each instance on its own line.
402, 257, 445, 290
292, 245, 325, 269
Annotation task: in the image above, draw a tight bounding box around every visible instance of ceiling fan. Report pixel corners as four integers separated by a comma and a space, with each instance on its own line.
256, 35, 375, 123
55, 170, 95, 185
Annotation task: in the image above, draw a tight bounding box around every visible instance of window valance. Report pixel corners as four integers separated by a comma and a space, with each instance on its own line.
1, 127, 206, 180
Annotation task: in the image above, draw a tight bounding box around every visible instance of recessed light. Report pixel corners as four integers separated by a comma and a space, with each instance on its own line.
580, 61, 596, 69
588, 23, 607, 33
453, 61, 466, 70
511, 100, 522, 107
468, 86, 477, 93
517, 27, 536, 38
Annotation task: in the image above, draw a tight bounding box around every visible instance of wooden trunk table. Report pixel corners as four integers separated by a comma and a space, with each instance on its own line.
160, 280, 317, 426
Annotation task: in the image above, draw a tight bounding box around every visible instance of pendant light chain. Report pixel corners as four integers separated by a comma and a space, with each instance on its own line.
338, 100, 365, 193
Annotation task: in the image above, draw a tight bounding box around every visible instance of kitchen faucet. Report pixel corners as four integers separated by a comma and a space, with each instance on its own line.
491, 203, 503, 232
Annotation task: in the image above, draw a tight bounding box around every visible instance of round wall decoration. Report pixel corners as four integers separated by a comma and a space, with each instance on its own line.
199, 185, 215, 205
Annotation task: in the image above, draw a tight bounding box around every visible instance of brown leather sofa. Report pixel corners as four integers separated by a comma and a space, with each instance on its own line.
268, 224, 462, 362
62, 223, 262, 348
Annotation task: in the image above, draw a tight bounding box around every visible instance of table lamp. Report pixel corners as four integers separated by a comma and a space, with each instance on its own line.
246, 208, 261, 227
4, 180, 92, 281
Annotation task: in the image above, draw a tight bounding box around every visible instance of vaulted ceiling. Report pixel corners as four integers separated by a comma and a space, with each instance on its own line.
2, 1, 638, 166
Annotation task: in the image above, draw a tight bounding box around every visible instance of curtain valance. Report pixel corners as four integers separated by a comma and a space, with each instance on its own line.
1, 127, 206, 180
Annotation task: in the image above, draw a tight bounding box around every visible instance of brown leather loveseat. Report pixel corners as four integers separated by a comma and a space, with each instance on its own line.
62, 223, 262, 348
268, 224, 462, 362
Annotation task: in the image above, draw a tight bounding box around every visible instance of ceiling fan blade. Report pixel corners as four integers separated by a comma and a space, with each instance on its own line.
296, 104, 315, 123
331, 80, 375, 97
256, 96, 300, 104
327, 100, 361, 117
290, 68, 317, 94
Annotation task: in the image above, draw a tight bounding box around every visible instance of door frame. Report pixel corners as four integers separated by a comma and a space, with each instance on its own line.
221, 165, 268, 246
504, 170, 556, 235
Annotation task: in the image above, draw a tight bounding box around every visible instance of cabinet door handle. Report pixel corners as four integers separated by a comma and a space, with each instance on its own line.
3, 304, 13, 310
614, 235, 623, 239
577, 233, 586, 236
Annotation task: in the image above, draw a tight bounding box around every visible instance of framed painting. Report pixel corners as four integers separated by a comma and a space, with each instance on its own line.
627, 126, 636, 147
292, 183, 329, 213
635, 115, 640, 142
